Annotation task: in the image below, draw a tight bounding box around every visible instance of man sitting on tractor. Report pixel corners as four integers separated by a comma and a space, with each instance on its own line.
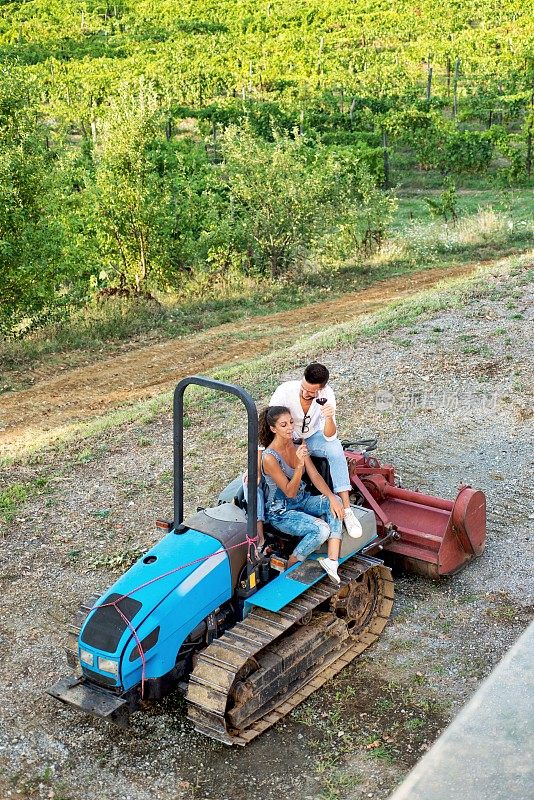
270, 362, 362, 540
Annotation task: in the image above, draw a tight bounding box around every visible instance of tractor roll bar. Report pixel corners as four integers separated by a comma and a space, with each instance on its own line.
173, 376, 258, 541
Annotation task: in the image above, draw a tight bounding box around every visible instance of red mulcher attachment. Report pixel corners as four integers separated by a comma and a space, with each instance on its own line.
346, 450, 486, 578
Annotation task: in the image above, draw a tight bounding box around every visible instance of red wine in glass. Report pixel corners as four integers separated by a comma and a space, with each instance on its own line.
316, 397, 327, 406
292, 435, 303, 445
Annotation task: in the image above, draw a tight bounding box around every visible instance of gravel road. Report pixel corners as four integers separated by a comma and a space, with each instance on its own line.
0, 262, 532, 800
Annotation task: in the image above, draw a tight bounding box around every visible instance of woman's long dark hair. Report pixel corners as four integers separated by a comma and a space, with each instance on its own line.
258, 406, 290, 447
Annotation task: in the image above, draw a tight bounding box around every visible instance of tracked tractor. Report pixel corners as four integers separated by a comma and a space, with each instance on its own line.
47, 376, 486, 744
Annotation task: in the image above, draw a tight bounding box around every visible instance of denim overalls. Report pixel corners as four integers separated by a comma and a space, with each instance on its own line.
262, 448, 342, 561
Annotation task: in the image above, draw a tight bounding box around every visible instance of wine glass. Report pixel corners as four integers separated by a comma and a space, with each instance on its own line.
316, 396, 327, 406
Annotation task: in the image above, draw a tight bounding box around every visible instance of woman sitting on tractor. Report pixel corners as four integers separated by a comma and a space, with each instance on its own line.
259, 405, 345, 583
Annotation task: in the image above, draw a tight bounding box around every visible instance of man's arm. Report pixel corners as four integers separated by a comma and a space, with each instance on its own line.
323, 406, 337, 438
321, 386, 337, 439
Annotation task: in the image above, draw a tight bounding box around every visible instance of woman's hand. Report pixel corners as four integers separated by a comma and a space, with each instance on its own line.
320, 402, 336, 419
329, 495, 345, 520
295, 443, 308, 465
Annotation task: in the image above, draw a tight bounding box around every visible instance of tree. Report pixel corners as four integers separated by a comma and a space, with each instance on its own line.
0, 67, 69, 336
83, 89, 183, 293
424, 178, 459, 223
217, 128, 394, 278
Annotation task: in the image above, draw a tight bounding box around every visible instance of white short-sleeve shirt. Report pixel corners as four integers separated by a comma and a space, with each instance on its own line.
269, 380, 337, 440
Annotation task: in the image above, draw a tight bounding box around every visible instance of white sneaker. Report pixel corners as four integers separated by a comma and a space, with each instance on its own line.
318, 557, 341, 584
344, 508, 363, 539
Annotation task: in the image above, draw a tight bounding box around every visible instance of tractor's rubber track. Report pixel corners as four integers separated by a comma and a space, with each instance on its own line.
186, 556, 394, 745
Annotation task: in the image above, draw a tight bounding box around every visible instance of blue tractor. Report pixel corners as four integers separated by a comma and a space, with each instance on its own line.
48, 376, 393, 745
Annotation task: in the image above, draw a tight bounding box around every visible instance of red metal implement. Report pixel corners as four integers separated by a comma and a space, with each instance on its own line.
346, 453, 486, 578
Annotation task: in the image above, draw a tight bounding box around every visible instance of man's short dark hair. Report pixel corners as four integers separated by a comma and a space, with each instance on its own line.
304, 362, 329, 387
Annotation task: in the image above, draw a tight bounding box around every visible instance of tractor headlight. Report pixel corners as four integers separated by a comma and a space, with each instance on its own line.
79, 648, 94, 667
97, 657, 119, 676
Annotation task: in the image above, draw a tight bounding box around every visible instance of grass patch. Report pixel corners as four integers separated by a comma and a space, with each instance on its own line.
365, 742, 395, 763
0, 474, 50, 525
75, 447, 95, 464
392, 186, 534, 228
0, 483, 30, 523
87, 546, 147, 573
292, 660, 448, 781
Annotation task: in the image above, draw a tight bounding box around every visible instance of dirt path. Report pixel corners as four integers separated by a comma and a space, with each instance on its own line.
0, 264, 477, 455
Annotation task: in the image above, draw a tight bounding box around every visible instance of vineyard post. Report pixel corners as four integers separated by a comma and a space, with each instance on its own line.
90, 97, 97, 145
349, 96, 356, 127
382, 130, 390, 189
527, 92, 533, 179
453, 57, 460, 118
139, 76, 145, 114
426, 65, 433, 101
317, 37, 324, 78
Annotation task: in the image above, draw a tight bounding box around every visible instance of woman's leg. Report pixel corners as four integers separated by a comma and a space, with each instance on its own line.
298, 493, 343, 538
265, 509, 330, 565
302, 433, 362, 537
298, 494, 343, 582
304, 432, 351, 500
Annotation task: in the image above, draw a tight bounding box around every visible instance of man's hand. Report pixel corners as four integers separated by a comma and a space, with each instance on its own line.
329, 495, 345, 520
320, 402, 336, 419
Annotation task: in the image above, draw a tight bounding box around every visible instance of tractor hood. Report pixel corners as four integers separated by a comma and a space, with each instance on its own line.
79, 528, 227, 659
